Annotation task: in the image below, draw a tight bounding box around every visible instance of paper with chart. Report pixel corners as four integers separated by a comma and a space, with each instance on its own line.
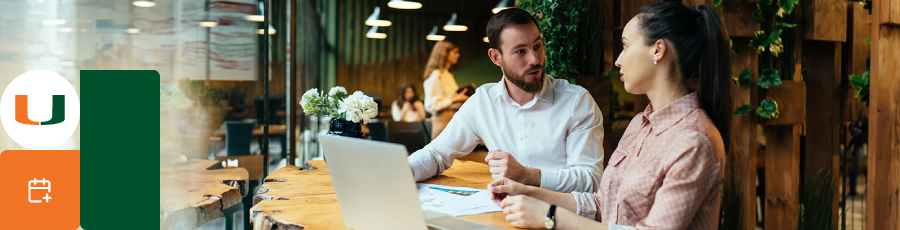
416, 183, 502, 216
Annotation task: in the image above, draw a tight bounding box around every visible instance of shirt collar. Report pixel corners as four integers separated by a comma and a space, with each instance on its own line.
491, 75, 555, 105
641, 92, 701, 136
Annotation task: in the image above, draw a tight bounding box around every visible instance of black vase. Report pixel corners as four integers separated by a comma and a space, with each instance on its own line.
327, 118, 365, 138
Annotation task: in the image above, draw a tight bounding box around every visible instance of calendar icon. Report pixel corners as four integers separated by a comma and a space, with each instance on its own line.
28, 178, 52, 203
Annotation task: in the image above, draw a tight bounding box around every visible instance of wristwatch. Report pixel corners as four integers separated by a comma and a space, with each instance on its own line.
543, 204, 557, 229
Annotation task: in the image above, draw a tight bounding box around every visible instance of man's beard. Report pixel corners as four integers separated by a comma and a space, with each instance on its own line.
501, 62, 545, 93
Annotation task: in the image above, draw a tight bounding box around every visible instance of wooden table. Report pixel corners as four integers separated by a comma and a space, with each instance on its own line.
160, 159, 250, 228
249, 157, 530, 229
213, 125, 288, 138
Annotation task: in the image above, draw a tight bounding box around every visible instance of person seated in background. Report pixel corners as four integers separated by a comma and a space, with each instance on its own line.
407, 8, 605, 194
392, 82, 426, 122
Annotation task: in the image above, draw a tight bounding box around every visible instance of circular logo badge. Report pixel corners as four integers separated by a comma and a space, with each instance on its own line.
0, 70, 80, 150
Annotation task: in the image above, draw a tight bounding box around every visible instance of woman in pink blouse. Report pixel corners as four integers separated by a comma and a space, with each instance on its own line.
487, 3, 731, 230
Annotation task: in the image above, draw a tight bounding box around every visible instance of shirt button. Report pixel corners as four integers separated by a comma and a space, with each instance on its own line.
520, 137, 524, 141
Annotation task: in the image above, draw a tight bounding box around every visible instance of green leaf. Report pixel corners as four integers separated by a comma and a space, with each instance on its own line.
780, 22, 797, 28
729, 38, 736, 55
764, 29, 783, 48
849, 71, 870, 89
757, 68, 783, 89
762, 29, 784, 57
734, 104, 752, 116
851, 71, 871, 105
714, 0, 723, 7
866, 38, 871, 47
749, 30, 768, 53
752, 5, 764, 21
778, 0, 799, 16
756, 99, 780, 119
733, 68, 753, 86
747, 29, 782, 55
769, 36, 784, 57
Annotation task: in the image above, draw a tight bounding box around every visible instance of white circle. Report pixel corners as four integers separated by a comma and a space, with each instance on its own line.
0, 70, 80, 150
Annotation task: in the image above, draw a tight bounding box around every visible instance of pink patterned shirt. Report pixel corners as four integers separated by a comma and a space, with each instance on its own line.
572, 92, 724, 230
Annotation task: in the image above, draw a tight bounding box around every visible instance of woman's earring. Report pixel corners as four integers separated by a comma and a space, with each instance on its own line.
653, 58, 658, 65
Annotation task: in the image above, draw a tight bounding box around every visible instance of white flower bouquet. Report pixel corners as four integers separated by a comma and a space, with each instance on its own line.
300, 86, 379, 124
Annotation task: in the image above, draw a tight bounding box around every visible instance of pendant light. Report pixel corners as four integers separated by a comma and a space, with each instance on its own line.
443, 13, 467, 31
388, 0, 422, 9
365, 7, 392, 27
366, 26, 387, 39
492, 0, 516, 14
426, 25, 445, 41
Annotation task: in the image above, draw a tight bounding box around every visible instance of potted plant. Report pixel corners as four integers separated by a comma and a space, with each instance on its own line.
160, 79, 228, 159
300, 86, 378, 138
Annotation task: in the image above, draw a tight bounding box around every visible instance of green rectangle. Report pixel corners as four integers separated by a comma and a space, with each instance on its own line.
81, 70, 159, 229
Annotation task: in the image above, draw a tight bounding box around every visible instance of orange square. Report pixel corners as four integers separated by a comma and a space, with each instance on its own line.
0, 150, 80, 230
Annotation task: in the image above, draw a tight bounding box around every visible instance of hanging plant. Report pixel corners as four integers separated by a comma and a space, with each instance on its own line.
730, 0, 797, 119
732, 68, 753, 87
849, 71, 870, 106
756, 99, 780, 119
733, 104, 752, 116
517, 0, 586, 83
757, 68, 783, 89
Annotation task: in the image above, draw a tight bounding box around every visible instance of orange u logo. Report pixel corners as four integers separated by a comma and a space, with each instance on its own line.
15, 95, 65, 125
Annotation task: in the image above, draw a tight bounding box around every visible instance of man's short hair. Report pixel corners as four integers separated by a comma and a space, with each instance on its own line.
486, 8, 538, 53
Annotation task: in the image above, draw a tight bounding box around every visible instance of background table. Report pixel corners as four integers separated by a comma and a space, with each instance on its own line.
160, 159, 250, 228
249, 154, 536, 229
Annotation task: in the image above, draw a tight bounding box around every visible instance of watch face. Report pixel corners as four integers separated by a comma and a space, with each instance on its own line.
543, 218, 554, 229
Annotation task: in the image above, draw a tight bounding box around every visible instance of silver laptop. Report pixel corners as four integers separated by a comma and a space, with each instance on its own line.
319, 134, 504, 230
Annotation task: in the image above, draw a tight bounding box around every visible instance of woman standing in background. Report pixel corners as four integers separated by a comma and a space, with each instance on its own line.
423, 40, 469, 139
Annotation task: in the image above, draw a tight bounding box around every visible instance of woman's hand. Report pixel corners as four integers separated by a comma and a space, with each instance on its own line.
487, 177, 532, 204
452, 88, 469, 103
402, 101, 413, 111
500, 195, 552, 229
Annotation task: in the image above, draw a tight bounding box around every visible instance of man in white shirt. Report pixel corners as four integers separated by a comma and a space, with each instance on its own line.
407, 8, 604, 193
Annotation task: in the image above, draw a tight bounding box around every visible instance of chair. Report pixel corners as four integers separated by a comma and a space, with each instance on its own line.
255, 96, 284, 125
387, 121, 431, 153
225, 121, 255, 156
367, 122, 389, 142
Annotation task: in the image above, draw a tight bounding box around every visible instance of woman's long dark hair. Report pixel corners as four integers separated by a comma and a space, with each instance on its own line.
637, 2, 731, 149
397, 81, 419, 104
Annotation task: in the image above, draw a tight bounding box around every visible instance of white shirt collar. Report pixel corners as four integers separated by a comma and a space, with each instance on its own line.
491, 75, 556, 106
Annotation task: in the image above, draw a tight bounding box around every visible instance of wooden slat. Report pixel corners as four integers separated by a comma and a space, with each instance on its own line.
802, 0, 848, 42
603, 0, 615, 73
764, 125, 801, 230
866, 0, 900, 226
876, 0, 900, 25
803, 41, 842, 226
843, 2, 872, 123
760, 81, 805, 125
720, 0, 761, 37
730, 37, 758, 230
619, 0, 664, 28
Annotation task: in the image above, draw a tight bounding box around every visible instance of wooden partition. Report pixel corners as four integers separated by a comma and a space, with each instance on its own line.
867, 0, 900, 229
